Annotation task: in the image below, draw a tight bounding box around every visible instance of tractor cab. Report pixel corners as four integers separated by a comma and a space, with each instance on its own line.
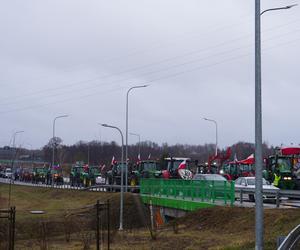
136, 160, 161, 178
220, 154, 255, 180
264, 147, 300, 189
162, 157, 193, 179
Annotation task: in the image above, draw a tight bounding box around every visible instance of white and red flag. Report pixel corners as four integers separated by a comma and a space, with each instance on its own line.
178, 160, 186, 170
111, 156, 117, 165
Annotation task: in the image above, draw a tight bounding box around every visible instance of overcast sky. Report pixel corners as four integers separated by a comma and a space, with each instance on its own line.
0, 0, 299, 149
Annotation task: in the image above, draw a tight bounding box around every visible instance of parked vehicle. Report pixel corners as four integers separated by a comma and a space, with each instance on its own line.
19, 168, 33, 182
3, 168, 13, 179
192, 174, 231, 200
70, 162, 103, 187
50, 166, 64, 185
220, 154, 255, 180
161, 157, 193, 179
32, 167, 47, 184
193, 174, 227, 181
105, 162, 128, 191
70, 162, 87, 186
129, 160, 161, 186
86, 166, 102, 186
264, 147, 300, 190
235, 176, 279, 202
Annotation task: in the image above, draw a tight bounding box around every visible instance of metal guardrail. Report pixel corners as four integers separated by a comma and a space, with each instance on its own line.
235, 187, 300, 207
278, 224, 300, 250
0, 177, 140, 192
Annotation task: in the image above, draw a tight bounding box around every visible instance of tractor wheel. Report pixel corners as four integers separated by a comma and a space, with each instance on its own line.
249, 194, 255, 202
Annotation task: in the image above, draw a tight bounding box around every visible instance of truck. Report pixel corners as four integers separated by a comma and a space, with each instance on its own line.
264, 147, 300, 189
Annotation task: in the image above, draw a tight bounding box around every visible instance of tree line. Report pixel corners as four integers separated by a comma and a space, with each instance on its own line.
39, 139, 275, 166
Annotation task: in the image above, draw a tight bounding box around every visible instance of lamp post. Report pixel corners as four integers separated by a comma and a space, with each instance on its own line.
125, 85, 148, 191
9, 130, 24, 208
12, 130, 24, 148
203, 117, 218, 156
52, 115, 68, 168
101, 123, 124, 231
129, 132, 141, 157
255, 3, 297, 249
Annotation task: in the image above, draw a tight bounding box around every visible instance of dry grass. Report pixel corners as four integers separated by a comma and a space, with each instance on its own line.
1, 183, 300, 249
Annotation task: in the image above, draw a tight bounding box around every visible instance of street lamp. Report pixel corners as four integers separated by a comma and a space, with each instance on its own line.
9, 130, 24, 208
129, 132, 141, 157
255, 3, 297, 249
11, 130, 24, 148
203, 117, 218, 156
125, 85, 148, 191
100, 123, 124, 231
52, 115, 68, 168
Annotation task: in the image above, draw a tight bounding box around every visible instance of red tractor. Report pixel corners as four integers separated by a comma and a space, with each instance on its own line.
206, 147, 231, 174
161, 157, 193, 180
220, 154, 255, 180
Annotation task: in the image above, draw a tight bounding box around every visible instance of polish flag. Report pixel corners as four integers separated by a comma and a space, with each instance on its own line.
137, 153, 141, 164
178, 160, 186, 170
111, 156, 117, 165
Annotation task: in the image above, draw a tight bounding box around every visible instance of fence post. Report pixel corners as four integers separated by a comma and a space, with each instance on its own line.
12, 207, 16, 250
276, 191, 280, 208
107, 199, 110, 250
230, 181, 235, 206
240, 189, 243, 204
201, 181, 205, 202
211, 181, 215, 203
96, 200, 100, 250
224, 181, 227, 205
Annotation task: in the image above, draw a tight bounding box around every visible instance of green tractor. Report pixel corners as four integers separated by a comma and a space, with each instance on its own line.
264, 147, 300, 189
86, 166, 102, 186
70, 162, 101, 187
105, 162, 128, 191
32, 167, 47, 184
129, 160, 161, 187
70, 162, 86, 187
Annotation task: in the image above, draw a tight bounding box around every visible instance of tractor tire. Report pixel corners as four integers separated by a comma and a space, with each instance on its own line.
249, 194, 255, 202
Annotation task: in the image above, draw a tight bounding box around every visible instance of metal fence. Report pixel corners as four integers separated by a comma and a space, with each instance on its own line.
140, 179, 235, 210
0, 201, 111, 250
0, 207, 16, 250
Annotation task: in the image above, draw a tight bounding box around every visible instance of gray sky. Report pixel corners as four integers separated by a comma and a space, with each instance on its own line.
0, 0, 300, 149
